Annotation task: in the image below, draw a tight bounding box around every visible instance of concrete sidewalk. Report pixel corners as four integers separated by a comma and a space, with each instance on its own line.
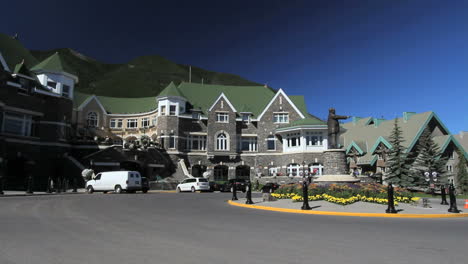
230, 197, 468, 217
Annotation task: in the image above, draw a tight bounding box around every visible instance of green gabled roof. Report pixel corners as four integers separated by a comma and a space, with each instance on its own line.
13, 61, 36, 78
0, 33, 38, 71
74, 91, 157, 114
175, 82, 276, 117
31, 52, 77, 76
157, 82, 185, 98
276, 117, 327, 131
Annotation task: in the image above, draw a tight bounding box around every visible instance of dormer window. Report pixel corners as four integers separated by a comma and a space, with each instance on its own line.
192, 112, 200, 120
169, 105, 177, 116
242, 113, 250, 123
216, 113, 229, 123
62, 84, 70, 97
47, 79, 57, 89
160, 105, 166, 116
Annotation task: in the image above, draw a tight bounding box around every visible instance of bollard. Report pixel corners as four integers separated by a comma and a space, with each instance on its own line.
231, 180, 238, 201
56, 177, 62, 193
385, 183, 397, 214
448, 183, 460, 213
46, 176, 52, 193
245, 180, 254, 204
62, 178, 67, 193
0, 176, 4, 195
26, 174, 34, 194
301, 179, 311, 210
440, 185, 448, 205
72, 178, 77, 193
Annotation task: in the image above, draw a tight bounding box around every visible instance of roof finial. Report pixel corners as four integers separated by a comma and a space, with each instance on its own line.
264, 83, 268, 88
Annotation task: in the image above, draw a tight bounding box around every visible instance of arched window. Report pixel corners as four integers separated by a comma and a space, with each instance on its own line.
87, 112, 98, 128
216, 133, 228, 151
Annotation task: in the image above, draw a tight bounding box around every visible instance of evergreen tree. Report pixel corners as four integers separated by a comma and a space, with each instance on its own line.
411, 128, 448, 188
386, 119, 414, 187
455, 150, 468, 194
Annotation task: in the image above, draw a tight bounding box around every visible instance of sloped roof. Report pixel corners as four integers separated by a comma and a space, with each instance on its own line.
175, 82, 276, 117
276, 117, 326, 131
454, 132, 468, 154
74, 91, 157, 114
0, 33, 38, 71
31, 52, 77, 76
156, 81, 185, 98
341, 112, 434, 164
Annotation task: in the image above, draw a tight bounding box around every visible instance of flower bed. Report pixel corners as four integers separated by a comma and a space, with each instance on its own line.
271, 183, 419, 206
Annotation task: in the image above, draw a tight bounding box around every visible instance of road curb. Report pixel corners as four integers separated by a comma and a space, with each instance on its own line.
0, 192, 85, 198
227, 200, 468, 218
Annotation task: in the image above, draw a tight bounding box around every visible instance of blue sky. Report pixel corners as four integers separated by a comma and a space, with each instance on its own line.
2, 0, 467, 133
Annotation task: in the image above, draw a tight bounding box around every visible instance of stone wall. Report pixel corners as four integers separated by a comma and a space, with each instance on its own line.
323, 149, 347, 175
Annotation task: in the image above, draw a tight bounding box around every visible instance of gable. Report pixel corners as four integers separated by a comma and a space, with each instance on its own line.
208, 93, 237, 113
257, 89, 305, 120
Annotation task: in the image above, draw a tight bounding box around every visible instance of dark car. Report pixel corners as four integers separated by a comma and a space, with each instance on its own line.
220, 179, 247, 193
261, 182, 279, 193
141, 177, 149, 193
209, 181, 223, 192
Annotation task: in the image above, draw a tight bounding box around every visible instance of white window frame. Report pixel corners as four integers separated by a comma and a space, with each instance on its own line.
216, 133, 228, 151
47, 79, 57, 90
267, 135, 276, 150
2, 112, 33, 137
169, 134, 176, 149
216, 112, 229, 123
127, 119, 138, 128
151, 116, 157, 127
160, 105, 167, 116
241, 113, 250, 123
192, 112, 200, 120
306, 131, 323, 146
268, 167, 278, 176
239, 136, 257, 152
286, 132, 301, 148
141, 117, 150, 128
287, 164, 300, 177
87, 112, 98, 128
169, 105, 177, 116
186, 135, 207, 151
110, 119, 123, 129
62, 84, 70, 97
273, 113, 289, 123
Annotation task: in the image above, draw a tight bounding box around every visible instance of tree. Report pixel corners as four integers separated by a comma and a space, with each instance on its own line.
455, 150, 468, 194
411, 128, 449, 187
386, 119, 414, 187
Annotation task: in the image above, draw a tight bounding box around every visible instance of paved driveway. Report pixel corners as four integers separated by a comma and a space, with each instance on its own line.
0, 192, 466, 264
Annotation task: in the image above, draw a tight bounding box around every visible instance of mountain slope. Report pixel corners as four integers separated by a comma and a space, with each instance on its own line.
31, 49, 262, 97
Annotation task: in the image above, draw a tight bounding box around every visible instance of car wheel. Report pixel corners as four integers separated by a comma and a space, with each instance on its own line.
142, 189, 148, 193
103, 191, 108, 194
177, 187, 181, 193
114, 185, 122, 194
191, 186, 196, 193
86, 185, 94, 194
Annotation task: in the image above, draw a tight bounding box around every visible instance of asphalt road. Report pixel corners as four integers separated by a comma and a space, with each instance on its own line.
0, 192, 467, 264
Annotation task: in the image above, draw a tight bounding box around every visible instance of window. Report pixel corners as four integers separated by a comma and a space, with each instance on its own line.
286, 132, 301, 147
127, 119, 137, 128
306, 132, 323, 146
186, 135, 207, 151
216, 133, 228, 151
239, 137, 257, 152
62, 84, 70, 97
449, 152, 455, 160
273, 113, 289, 123
2, 112, 33, 136
267, 135, 276, 150
287, 164, 300, 176
151, 116, 157, 126
47, 79, 57, 89
87, 112, 98, 128
169, 105, 177, 116
192, 112, 200, 120
242, 113, 250, 123
110, 119, 123, 129
268, 167, 278, 176
160, 105, 166, 116
446, 165, 453, 173
169, 134, 176, 149
141, 118, 150, 128
216, 113, 228, 123
160, 134, 165, 148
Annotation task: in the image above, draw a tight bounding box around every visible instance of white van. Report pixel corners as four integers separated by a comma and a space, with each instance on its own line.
86, 171, 143, 194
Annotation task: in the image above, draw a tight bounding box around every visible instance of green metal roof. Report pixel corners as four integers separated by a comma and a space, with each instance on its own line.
0, 33, 38, 71
31, 52, 77, 76
74, 91, 157, 114
174, 82, 276, 118
276, 117, 327, 131
156, 81, 185, 98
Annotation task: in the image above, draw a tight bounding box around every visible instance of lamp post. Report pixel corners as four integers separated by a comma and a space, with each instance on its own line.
424, 171, 438, 196
245, 180, 254, 204
448, 180, 460, 213
385, 183, 397, 214
231, 177, 238, 201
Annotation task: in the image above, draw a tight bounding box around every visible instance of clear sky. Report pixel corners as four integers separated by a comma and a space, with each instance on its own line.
2, 0, 467, 133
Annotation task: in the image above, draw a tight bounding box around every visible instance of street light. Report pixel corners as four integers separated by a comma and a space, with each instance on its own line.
424, 171, 438, 196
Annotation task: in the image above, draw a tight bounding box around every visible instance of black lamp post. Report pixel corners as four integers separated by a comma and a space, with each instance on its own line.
448, 180, 460, 213
385, 183, 397, 214
245, 180, 254, 204
424, 171, 438, 196
301, 177, 311, 210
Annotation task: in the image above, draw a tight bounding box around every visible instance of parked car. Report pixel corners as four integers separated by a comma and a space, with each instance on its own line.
176, 178, 210, 192
86, 171, 142, 194
209, 181, 223, 192
220, 179, 247, 193
141, 177, 149, 193
262, 182, 279, 193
